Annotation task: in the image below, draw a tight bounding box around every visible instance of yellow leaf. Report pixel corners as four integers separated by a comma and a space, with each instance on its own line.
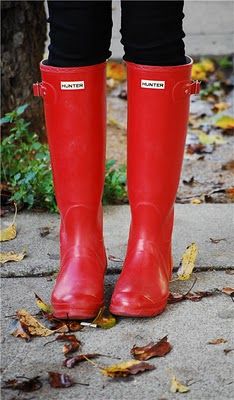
0, 205, 17, 242
198, 131, 225, 145
170, 376, 190, 393
106, 62, 126, 81
212, 102, 230, 113
190, 198, 202, 205
92, 306, 117, 329
200, 58, 215, 73
191, 63, 206, 81
0, 249, 27, 265
34, 293, 53, 314
17, 309, 57, 337
215, 115, 234, 130
177, 243, 198, 281
101, 360, 155, 377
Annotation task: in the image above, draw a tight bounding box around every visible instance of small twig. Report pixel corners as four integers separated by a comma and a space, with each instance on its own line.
184, 276, 198, 296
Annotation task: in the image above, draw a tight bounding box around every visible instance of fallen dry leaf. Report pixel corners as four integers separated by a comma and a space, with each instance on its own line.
191, 63, 207, 81
168, 290, 215, 304
9, 319, 31, 341
168, 293, 185, 304
212, 102, 230, 113
3, 376, 42, 392
56, 334, 81, 355
0, 205, 17, 242
190, 198, 202, 204
17, 309, 60, 337
226, 187, 234, 200
222, 160, 234, 171
221, 287, 234, 297
48, 372, 74, 388
101, 360, 155, 378
92, 306, 117, 329
131, 336, 172, 361
215, 115, 234, 130
198, 131, 225, 145
209, 237, 226, 244
224, 348, 234, 355
34, 293, 53, 314
177, 243, 198, 280
39, 226, 51, 237
64, 353, 100, 368
208, 338, 228, 345
108, 254, 123, 262
106, 61, 126, 81
0, 249, 27, 264
170, 376, 190, 393
200, 58, 215, 73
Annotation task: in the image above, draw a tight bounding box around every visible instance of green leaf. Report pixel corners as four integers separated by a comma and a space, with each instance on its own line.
16, 104, 28, 115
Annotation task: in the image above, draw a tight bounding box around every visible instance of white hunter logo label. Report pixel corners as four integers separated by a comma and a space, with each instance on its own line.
61, 81, 85, 90
141, 80, 165, 89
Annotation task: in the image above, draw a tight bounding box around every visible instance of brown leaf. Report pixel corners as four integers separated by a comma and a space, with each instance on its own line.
64, 353, 100, 368
168, 293, 185, 304
209, 237, 227, 244
17, 309, 59, 337
208, 338, 228, 345
48, 372, 74, 388
221, 287, 234, 296
131, 336, 172, 361
224, 348, 234, 355
168, 290, 216, 304
3, 376, 42, 392
101, 360, 155, 378
9, 319, 31, 341
185, 291, 213, 302
39, 226, 51, 237
56, 334, 81, 355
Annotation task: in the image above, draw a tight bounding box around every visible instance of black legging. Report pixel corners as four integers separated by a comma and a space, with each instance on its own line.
47, 0, 186, 67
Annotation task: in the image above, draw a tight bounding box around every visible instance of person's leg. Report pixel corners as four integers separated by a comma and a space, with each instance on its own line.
47, 0, 112, 66
110, 1, 199, 317
120, 0, 186, 66
33, 1, 112, 318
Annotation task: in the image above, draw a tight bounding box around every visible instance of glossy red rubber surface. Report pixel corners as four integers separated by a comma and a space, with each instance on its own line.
110, 57, 197, 317
37, 61, 107, 319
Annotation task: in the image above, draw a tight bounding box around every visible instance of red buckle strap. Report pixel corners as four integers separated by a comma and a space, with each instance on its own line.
190, 80, 200, 95
33, 82, 46, 97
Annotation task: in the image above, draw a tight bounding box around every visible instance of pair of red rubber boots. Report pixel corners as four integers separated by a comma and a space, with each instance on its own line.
33, 58, 199, 319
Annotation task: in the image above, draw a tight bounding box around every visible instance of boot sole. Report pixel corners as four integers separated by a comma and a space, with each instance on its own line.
110, 298, 167, 318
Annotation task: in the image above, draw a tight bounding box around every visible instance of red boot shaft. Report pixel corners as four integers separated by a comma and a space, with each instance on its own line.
110, 57, 200, 317
34, 62, 107, 318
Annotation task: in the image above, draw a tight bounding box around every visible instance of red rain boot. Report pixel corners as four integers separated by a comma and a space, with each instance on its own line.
110, 57, 200, 317
33, 61, 107, 319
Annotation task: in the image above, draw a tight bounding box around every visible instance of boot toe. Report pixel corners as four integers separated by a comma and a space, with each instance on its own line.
110, 291, 168, 317
52, 293, 103, 319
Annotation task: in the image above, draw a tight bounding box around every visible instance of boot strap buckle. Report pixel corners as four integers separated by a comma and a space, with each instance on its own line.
33, 82, 46, 97
189, 80, 200, 95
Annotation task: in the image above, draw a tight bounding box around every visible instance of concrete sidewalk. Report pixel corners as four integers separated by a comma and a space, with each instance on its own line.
1, 205, 234, 400
110, 0, 234, 58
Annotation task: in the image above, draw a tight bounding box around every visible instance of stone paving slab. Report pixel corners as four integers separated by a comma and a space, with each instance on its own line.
110, 0, 234, 58
1, 205, 234, 278
1, 271, 234, 400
